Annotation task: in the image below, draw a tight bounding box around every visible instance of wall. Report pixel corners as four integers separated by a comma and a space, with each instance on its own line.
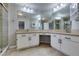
44, 23, 49, 30
71, 20, 79, 31
8, 4, 32, 47
71, 4, 79, 32
8, 4, 17, 47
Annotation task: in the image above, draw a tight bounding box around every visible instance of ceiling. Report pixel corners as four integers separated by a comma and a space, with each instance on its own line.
15, 3, 70, 20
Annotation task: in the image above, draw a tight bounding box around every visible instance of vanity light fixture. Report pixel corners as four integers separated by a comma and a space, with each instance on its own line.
72, 4, 75, 8
71, 4, 77, 8
60, 4, 66, 7
53, 5, 60, 12
55, 17, 61, 19
38, 17, 41, 20
17, 12, 23, 16
23, 7, 26, 11
36, 15, 41, 20
60, 4, 64, 6
22, 7, 34, 13
57, 5, 59, 9
53, 8, 58, 12
53, 4, 67, 12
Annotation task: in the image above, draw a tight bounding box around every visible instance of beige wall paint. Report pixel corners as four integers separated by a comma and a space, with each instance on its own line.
8, 4, 17, 47
8, 4, 32, 47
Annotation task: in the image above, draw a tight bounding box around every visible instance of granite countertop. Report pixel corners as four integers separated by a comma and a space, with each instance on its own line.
16, 29, 79, 36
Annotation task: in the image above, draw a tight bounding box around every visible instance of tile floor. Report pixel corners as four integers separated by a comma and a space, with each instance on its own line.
6, 44, 65, 56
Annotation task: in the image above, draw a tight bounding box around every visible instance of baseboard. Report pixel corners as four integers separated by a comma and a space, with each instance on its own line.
0, 46, 9, 56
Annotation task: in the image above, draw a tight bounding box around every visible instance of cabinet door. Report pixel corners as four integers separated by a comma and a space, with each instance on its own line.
17, 34, 29, 49
30, 34, 39, 46
61, 35, 79, 56
51, 34, 61, 51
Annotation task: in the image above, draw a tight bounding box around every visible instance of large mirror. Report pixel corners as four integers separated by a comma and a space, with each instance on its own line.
16, 3, 71, 33
49, 4, 71, 32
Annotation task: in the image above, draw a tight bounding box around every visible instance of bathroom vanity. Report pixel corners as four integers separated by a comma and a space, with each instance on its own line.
15, 3, 79, 56
16, 30, 79, 56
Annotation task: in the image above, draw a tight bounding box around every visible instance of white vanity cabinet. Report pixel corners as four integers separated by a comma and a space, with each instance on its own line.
51, 33, 79, 56
61, 35, 79, 56
16, 33, 39, 49
16, 34, 30, 49
30, 33, 39, 47
51, 34, 61, 51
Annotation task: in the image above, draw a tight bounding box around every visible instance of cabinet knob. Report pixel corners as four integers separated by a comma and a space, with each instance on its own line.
22, 34, 26, 37
65, 37, 71, 39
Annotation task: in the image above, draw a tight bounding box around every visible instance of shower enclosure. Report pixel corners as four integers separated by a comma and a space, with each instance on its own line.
0, 3, 8, 55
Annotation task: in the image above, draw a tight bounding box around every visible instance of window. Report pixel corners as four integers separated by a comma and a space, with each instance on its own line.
55, 20, 60, 29
19, 21, 25, 29
49, 21, 54, 29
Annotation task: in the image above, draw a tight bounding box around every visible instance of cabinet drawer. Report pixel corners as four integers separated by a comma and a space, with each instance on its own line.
62, 35, 79, 43
71, 36, 79, 43
16, 34, 28, 40
61, 37, 79, 56
17, 34, 26, 37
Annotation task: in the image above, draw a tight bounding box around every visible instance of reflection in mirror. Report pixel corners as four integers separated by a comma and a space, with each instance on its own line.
17, 3, 71, 33
49, 21, 54, 29
50, 4, 71, 33
63, 16, 71, 33
55, 20, 60, 29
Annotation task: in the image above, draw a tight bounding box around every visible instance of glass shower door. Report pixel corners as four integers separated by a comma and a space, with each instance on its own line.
0, 3, 8, 54
2, 4, 8, 50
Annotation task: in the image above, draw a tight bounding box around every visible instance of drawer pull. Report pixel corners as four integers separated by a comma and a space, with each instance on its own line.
65, 37, 79, 43
65, 37, 71, 39
21, 35, 26, 37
